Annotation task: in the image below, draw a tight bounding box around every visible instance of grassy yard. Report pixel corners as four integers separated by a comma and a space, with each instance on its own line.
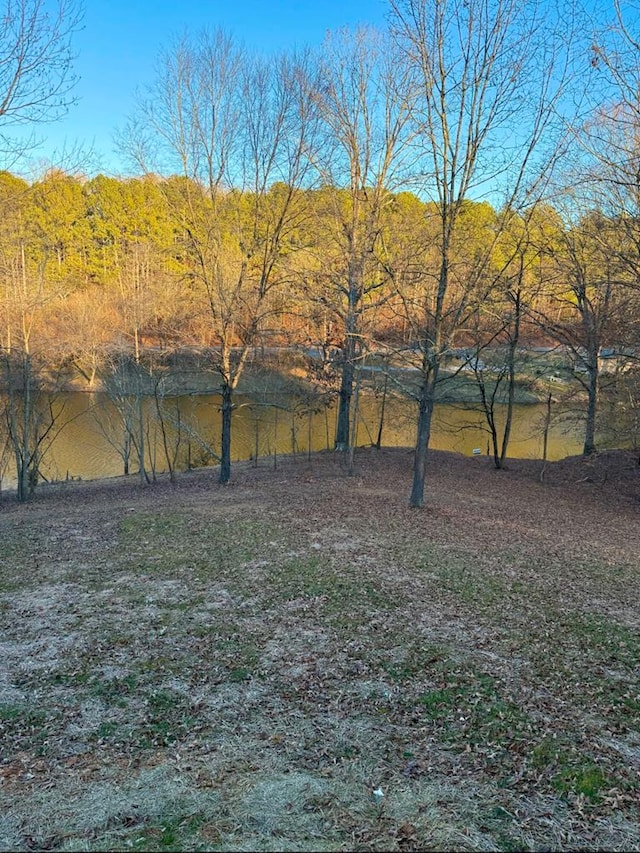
0, 448, 638, 851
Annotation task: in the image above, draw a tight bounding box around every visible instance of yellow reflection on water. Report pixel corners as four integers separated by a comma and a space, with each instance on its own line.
23, 391, 584, 490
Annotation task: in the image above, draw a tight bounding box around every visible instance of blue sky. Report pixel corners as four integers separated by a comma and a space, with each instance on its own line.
16, 0, 388, 177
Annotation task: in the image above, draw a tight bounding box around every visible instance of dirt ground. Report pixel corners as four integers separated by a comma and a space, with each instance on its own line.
0, 447, 638, 852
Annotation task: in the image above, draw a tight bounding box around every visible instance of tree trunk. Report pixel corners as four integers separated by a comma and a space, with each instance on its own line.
347, 367, 362, 476
475, 365, 501, 469
375, 372, 388, 450
11, 354, 34, 503
335, 267, 360, 452
220, 382, 233, 484
19, 357, 32, 502
580, 302, 599, 457
540, 392, 553, 483
137, 394, 147, 485
335, 339, 356, 450
489, 415, 500, 469
409, 372, 437, 508
499, 359, 516, 469
154, 390, 175, 483
410, 238, 448, 507
123, 432, 130, 476
409, 387, 433, 508
583, 361, 598, 456
500, 288, 521, 468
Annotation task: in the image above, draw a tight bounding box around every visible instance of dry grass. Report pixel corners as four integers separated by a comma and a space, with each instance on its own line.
0, 447, 639, 852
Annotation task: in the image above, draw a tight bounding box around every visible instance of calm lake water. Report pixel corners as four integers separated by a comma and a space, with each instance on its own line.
1, 390, 585, 491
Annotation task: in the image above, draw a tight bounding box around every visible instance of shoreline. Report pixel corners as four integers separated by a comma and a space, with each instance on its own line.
2, 445, 637, 505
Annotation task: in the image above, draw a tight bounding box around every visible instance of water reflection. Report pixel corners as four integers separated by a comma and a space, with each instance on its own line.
1, 391, 585, 489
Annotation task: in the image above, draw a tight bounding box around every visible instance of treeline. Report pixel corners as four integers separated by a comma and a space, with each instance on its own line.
0, 172, 587, 363
3, 1, 640, 503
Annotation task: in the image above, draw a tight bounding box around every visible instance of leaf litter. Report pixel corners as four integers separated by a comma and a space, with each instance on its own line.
0, 446, 639, 851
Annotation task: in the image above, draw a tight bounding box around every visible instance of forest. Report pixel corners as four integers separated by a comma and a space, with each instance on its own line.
2, 1, 640, 503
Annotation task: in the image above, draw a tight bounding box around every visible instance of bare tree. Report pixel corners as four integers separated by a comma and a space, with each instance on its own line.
533, 210, 611, 456
390, 0, 579, 507
0, 0, 81, 499
0, 170, 75, 499
306, 27, 416, 452
569, 3, 640, 452
463, 206, 558, 468
124, 32, 316, 484
1, 349, 66, 499
0, 0, 82, 165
